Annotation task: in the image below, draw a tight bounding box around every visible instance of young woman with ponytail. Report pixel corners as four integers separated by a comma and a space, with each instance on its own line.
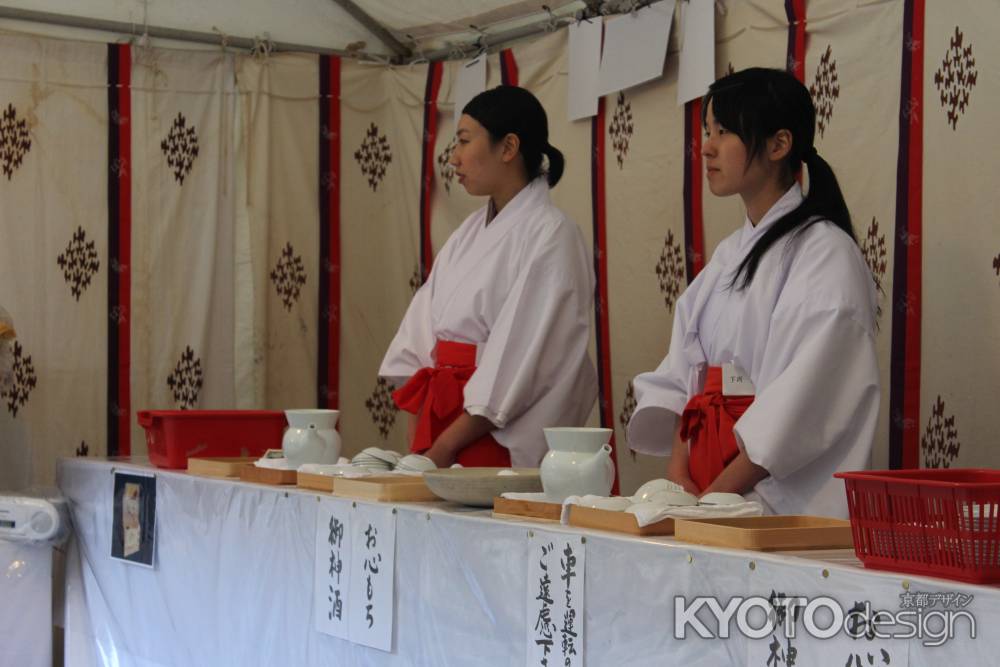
628, 68, 879, 518
380, 86, 597, 468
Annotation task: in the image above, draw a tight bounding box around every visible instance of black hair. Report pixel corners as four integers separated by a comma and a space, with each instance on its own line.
462, 85, 565, 187
703, 67, 856, 289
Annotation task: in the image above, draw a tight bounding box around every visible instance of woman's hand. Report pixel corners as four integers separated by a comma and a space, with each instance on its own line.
664, 420, 701, 495
424, 412, 495, 467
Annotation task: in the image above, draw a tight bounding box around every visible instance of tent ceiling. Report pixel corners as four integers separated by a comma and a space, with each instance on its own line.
0, 0, 591, 60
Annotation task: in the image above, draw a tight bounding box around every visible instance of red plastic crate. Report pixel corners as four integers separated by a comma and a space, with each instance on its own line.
835, 468, 1000, 584
137, 410, 287, 469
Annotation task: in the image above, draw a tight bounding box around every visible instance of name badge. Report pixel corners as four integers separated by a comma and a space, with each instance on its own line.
722, 363, 755, 397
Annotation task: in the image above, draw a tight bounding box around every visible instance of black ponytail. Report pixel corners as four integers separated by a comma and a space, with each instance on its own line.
542, 143, 565, 187
463, 85, 565, 187
703, 68, 856, 289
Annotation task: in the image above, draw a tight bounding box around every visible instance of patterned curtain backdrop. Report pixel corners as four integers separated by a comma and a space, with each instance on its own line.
338, 61, 428, 458
129, 47, 238, 454
0, 35, 108, 488
233, 53, 320, 410
803, 0, 905, 470
601, 49, 687, 495
701, 2, 788, 260
428, 58, 503, 260
921, 0, 998, 469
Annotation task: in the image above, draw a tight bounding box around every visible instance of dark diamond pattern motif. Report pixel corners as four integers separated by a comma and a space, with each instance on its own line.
619, 380, 637, 433
354, 123, 392, 191
409, 265, 422, 295
166, 346, 203, 410
0, 103, 31, 180
365, 377, 398, 440
934, 27, 978, 130
57, 226, 100, 301
993, 252, 1000, 286
922, 395, 960, 469
861, 217, 888, 319
76, 441, 89, 457
655, 230, 685, 312
1, 341, 36, 417
161, 112, 199, 184
808, 46, 840, 138
609, 92, 633, 169
270, 242, 307, 311
438, 137, 457, 193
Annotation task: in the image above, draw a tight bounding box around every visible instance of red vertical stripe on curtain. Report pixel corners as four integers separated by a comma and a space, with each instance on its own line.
683, 98, 705, 282
419, 62, 444, 281
319, 55, 342, 409
591, 97, 620, 495
107, 43, 131, 456
785, 0, 807, 80
890, 0, 924, 469
500, 48, 519, 86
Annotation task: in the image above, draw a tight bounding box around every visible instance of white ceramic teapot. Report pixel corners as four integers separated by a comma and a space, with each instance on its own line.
540, 427, 615, 502
283, 409, 341, 470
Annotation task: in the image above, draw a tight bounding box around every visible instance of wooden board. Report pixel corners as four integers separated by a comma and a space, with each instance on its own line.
673, 515, 854, 551
332, 475, 440, 503
297, 471, 336, 493
238, 465, 298, 486
188, 457, 256, 478
567, 505, 675, 536
493, 497, 562, 522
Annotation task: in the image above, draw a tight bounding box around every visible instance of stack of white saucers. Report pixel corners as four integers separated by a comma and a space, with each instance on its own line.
350, 447, 400, 474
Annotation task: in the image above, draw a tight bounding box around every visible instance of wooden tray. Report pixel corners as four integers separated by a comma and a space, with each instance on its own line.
238, 465, 298, 486
188, 457, 256, 478
567, 505, 675, 536
672, 515, 854, 551
332, 475, 440, 503
297, 471, 336, 493
493, 497, 562, 522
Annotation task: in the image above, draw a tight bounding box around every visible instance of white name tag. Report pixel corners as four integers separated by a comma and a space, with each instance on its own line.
722, 363, 755, 397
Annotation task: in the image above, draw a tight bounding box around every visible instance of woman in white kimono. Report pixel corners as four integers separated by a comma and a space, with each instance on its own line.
380, 86, 597, 468
628, 68, 879, 518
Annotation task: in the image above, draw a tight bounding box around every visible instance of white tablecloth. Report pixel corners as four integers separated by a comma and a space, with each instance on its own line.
57, 458, 998, 666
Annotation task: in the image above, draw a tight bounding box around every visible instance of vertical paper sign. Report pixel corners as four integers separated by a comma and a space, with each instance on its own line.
454, 55, 487, 126
348, 503, 397, 651
597, 0, 676, 97
568, 18, 604, 121
526, 531, 586, 667
314, 498, 352, 639
110, 470, 156, 568
677, 0, 716, 105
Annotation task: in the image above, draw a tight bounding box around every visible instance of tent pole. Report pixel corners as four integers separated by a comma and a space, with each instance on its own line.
0, 5, 366, 58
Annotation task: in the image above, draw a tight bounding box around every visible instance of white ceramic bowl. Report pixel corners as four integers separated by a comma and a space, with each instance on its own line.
423, 468, 542, 507
698, 492, 745, 506
397, 454, 436, 472
632, 478, 685, 503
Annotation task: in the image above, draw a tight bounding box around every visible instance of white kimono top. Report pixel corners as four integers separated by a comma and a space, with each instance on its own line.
380, 177, 598, 466
628, 184, 879, 518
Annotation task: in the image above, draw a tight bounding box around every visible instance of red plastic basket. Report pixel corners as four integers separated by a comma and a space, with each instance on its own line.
835, 468, 1000, 584
137, 410, 287, 469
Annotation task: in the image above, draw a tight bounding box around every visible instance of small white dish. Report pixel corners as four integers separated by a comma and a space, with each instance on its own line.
632, 478, 685, 503
397, 454, 436, 472
698, 492, 745, 506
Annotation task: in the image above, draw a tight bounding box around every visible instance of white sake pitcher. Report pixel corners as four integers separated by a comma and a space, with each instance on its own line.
283, 409, 341, 469
540, 427, 615, 502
